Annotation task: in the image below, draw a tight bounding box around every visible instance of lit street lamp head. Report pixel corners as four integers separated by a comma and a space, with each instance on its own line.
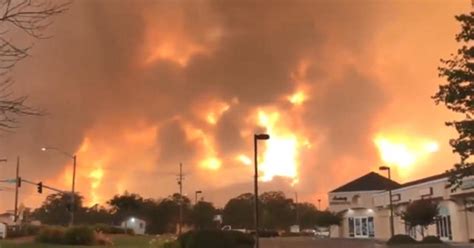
255, 134, 270, 140
41, 147, 47, 151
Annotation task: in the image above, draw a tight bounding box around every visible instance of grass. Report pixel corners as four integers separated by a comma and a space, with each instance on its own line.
0, 235, 159, 248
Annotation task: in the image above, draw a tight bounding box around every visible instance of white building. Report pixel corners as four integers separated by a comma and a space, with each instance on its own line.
121, 217, 146, 235
0, 222, 7, 239
329, 171, 474, 242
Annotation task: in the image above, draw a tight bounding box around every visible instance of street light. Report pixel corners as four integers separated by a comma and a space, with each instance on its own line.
195, 190, 202, 205
379, 166, 394, 238
254, 133, 269, 248
42, 147, 77, 226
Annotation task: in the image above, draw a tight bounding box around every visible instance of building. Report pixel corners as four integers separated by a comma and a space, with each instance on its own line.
328, 171, 474, 242
121, 217, 146, 235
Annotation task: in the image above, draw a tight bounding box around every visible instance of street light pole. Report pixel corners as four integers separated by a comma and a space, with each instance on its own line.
195, 190, 202, 205
254, 133, 269, 248
379, 166, 394, 238
42, 147, 76, 226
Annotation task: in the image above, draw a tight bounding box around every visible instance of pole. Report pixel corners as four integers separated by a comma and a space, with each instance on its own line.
178, 162, 183, 235
253, 135, 260, 248
388, 168, 394, 237
318, 199, 321, 210
14, 156, 19, 223
295, 192, 299, 226
69, 155, 76, 227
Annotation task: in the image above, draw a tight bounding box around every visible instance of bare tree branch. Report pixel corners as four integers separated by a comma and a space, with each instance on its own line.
0, 0, 70, 130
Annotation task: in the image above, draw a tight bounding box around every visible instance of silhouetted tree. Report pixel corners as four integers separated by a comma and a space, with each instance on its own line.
107, 192, 144, 224
314, 210, 342, 227
0, 0, 69, 130
296, 203, 318, 228
260, 191, 294, 230
433, 12, 474, 189
223, 193, 254, 229
32, 193, 83, 226
401, 199, 439, 238
190, 201, 217, 230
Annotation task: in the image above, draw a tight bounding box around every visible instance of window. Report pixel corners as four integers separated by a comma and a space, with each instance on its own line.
368, 217, 375, 237
436, 215, 452, 241
348, 218, 354, 237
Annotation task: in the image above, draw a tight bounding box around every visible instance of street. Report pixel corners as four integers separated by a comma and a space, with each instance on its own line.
261, 237, 381, 248
260, 237, 471, 248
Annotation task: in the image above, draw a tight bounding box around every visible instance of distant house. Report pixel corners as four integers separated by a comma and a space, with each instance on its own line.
0, 212, 15, 226
0, 222, 6, 239
121, 217, 146, 235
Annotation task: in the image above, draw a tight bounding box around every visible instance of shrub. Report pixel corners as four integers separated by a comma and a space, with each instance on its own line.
387, 234, 417, 246
35, 226, 66, 244
179, 230, 254, 248
93, 224, 133, 235
63, 226, 96, 245
422, 236, 443, 244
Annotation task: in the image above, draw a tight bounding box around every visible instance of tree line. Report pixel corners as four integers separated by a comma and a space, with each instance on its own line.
29, 191, 341, 234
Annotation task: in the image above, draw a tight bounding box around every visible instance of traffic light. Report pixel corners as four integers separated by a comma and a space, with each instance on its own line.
37, 182, 43, 194
17, 177, 21, 187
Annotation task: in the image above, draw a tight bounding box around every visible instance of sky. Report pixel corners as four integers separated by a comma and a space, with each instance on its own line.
0, 0, 471, 212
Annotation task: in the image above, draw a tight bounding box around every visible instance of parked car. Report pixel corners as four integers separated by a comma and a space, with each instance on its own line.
221, 225, 247, 233
301, 229, 317, 236
248, 229, 279, 237
315, 227, 330, 238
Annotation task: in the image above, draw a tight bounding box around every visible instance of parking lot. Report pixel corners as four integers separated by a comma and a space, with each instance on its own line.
260, 237, 472, 248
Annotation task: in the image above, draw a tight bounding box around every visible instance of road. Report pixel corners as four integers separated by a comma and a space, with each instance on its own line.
260, 237, 469, 248
261, 237, 381, 248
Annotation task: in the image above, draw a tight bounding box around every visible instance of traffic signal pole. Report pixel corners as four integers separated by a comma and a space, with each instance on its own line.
14, 156, 19, 223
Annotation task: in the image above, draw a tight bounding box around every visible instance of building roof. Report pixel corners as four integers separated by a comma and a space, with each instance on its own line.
400, 171, 448, 188
330, 172, 401, 193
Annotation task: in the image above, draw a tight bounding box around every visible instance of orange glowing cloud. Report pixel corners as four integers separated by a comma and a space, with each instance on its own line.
374, 133, 440, 178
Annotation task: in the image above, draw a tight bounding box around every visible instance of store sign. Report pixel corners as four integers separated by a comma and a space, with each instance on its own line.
330, 196, 348, 205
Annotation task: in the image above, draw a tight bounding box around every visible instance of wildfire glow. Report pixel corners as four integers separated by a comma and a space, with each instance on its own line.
183, 122, 222, 170
288, 91, 307, 105
236, 154, 252, 166
200, 157, 222, 170
257, 110, 300, 185
89, 167, 104, 204
374, 134, 439, 177
206, 102, 230, 125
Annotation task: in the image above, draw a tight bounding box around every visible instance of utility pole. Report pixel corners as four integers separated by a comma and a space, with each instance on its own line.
318, 199, 321, 210
295, 192, 299, 226
14, 156, 19, 223
70, 155, 76, 227
177, 162, 184, 235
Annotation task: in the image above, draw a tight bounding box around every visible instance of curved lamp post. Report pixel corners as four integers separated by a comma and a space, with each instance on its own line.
379, 165, 394, 238
42, 147, 76, 226
254, 133, 269, 248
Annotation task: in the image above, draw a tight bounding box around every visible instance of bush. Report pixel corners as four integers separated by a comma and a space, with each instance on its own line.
387, 234, 417, 246
63, 226, 96, 245
422, 236, 443, 244
179, 230, 254, 248
36, 226, 66, 244
93, 223, 133, 235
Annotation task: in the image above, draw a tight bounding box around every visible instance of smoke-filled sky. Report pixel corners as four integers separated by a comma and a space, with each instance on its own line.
0, 0, 471, 211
